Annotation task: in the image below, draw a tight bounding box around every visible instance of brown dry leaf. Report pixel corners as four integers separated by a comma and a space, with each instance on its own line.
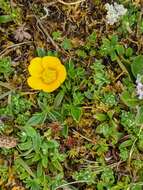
14, 25, 31, 42
0, 136, 17, 148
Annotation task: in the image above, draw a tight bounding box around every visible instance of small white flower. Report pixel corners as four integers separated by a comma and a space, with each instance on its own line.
114, 3, 127, 16
136, 74, 143, 99
105, 2, 127, 25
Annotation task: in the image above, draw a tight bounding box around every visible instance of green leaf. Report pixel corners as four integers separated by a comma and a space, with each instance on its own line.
46, 140, 59, 149
137, 138, 143, 152
24, 126, 37, 137
110, 51, 117, 61
101, 168, 114, 184
125, 47, 133, 57
110, 35, 118, 45
67, 60, 76, 79
61, 125, 68, 138
26, 112, 47, 126
73, 91, 84, 105
115, 44, 125, 55
32, 133, 41, 152
52, 31, 62, 41
0, 57, 13, 76
136, 106, 143, 125
18, 139, 33, 150
75, 49, 87, 58
131, 185, 142, 190
71, 106, 82, 122
121, 91, 139, 107
120, 140, 132, 148
54, 90, 65, 108
131, 55, 143, 77
119, 147, 129, 161
52, 159, 63, 172
94, 113, 107, 121
36, 48, 46, 57
61, 38, 72, 50
48, 110, 62, 121
96, 123, 111, 138
87, 31, 96, 43
15, 158, 35, 177
46, 50, 58, 56
89, 49, 96, 56
42, 155, 48, 168
102, 92, 117, 106
37, 163, 43, 177
0, 15, 12, 23
100, 38, 110, 55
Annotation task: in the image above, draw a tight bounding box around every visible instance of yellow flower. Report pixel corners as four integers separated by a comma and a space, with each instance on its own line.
27, 56, 67, 92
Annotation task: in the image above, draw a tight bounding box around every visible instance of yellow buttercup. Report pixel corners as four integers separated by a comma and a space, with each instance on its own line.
27, 56, 66, 92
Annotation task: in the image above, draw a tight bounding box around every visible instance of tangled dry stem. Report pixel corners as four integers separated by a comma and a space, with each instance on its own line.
57, 0, 86, 6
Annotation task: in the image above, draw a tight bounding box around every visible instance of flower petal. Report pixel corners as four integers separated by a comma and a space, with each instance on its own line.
42, 66, 66, 92
42, 56, 61, 69
42, 80, 61, 92
28, 57, 43, 77
28, 56, 67, 93
56, 64, 67, 84
27, 77, 47, 90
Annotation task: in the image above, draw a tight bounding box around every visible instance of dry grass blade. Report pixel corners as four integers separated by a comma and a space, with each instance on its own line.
72, 129, 94, 143
0, 41, 32, 58
0, 81, 14, 90
36, 18, 61, 51
55, 180, 88, 190
0, 91, 12, 100
57, 0, 86, 5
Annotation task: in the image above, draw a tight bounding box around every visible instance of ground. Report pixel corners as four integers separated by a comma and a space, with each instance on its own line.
0, 0, 143, 190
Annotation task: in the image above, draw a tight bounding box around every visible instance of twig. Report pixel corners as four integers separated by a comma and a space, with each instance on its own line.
44, 1, 57, 6
113, 71, 124, 82
116, 57, 128, 74
126, 38, 138, 45
57, 0, 86, 6
41, 7, 49, 20
0, 41, 32, 57
55, 180, 88, 190
72, 129, 94, 143
36, 17, 61, 51
20, 91, 39, 96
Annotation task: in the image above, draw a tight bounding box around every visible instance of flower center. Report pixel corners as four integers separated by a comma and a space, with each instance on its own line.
42, 68, 57, 84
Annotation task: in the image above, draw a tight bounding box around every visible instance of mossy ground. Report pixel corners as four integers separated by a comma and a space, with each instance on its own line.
0, 0, 143, 190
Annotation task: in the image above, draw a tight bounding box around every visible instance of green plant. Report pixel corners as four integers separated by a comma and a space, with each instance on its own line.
61, 38, 72, 50
0, 57, 13, 78
14, 126, 66, 190
0, 15, 13, 23
0, 163, 8, 185
0, 0, 22, 23
1, 1, 143, 189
